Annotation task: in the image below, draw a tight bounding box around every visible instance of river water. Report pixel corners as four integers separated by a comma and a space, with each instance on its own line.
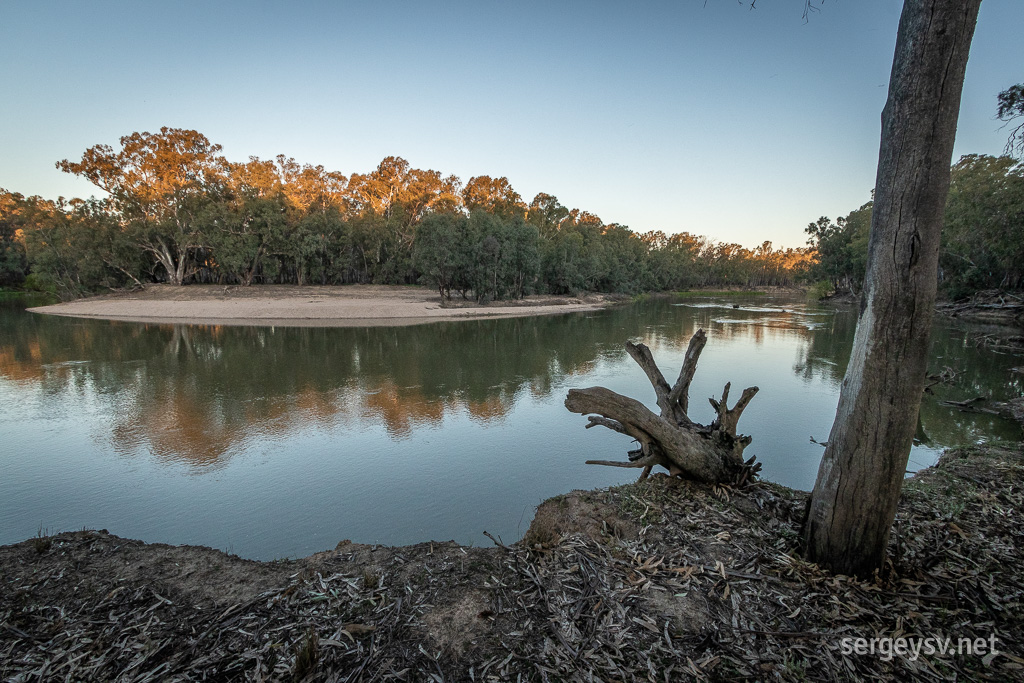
1, 294, 1020, 559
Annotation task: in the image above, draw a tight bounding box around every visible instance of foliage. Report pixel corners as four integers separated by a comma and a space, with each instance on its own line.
56, 127, 228, 285
462, 175, 525, 219
20, 127, 817, 300
0, 190, 32, 286
804, 154, 1024, 300
8, 192, 138, 299
997, 82, 1024, 159
806, 280, 833, 301
940, 154, 1024, 296
413, 212, 472, 299
803, 202, 871, 295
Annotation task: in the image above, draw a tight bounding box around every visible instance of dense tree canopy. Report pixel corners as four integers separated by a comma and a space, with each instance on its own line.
2, 128, 817, 300
55, 127, 227, 286
0, 191, 32, 287
803, 203, 872, 295
461, 175, 525, 219
803, 153, 1024, 300
942, 154, 1024, 294
6, 128, 1018, 305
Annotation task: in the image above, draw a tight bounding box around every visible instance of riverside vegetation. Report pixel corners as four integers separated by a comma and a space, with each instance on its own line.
1, 130, 1022, 307
0, 128, 813, 303
803, 153, 1024, 301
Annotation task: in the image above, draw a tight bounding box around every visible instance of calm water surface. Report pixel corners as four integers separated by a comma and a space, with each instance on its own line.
1, 294, 1021, 559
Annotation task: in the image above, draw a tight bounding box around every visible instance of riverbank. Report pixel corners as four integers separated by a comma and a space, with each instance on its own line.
25, 285, 615, 327
3, 444, 1022, 681
935, 291, 1024, 352
815, 289, 1024, 331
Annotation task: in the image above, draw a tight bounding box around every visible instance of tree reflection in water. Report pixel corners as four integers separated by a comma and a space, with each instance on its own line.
0, 295, 1019, 556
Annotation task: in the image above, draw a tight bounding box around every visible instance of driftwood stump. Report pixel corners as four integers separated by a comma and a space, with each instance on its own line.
564, 329, 760, 484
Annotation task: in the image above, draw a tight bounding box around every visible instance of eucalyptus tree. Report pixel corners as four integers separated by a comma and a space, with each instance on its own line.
192, 158, 284, 285
467, 210, 508, 302
804, 0, 982, 577
21, 197, 130, 298
561, 210, 609, 292
527, 192, 570, 236
804, 203, 872, 295
275, 155, 349, 217
0, 190, 32, 286
462, 175, 527, 219
272, 157, 350, 283
940, 154, 1024, 294
641, 230, 700, 290
502, 216, 541, 299
413, 212, 471, 300
595, 223, 650, 293
57, 127, 228, 285
348, 156, 462, 282
804, 216, 854, 293
541, 228, 587, 295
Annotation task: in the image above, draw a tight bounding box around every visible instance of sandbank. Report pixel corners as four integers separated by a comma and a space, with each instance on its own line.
27, 284, 612, 327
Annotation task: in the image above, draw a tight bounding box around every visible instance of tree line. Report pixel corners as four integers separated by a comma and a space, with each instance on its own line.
804, 153, 1024, 299
0, 127, 813, 300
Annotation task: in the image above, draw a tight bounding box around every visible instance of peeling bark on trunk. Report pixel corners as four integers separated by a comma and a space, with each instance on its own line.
564, 329, 759, 484
803, 0, 982, 578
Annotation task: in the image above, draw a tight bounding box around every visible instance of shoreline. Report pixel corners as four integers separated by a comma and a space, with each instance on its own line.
26, 284, 615, 327
3, 444, 1022, 680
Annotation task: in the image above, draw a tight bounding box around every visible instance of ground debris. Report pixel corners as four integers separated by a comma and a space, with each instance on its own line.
2, 444, 1023, 681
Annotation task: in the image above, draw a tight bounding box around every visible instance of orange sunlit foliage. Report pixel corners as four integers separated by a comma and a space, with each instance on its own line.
19, 127, 818, 296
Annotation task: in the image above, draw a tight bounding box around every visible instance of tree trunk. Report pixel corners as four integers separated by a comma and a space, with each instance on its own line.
146, 239, 182, 286
565, 329, 759, 484
803, 0, 981, 578
174, 250, 190, 286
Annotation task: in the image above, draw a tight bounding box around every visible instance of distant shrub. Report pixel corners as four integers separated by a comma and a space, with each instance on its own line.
807, 281, 833, 300
22, 273, 54, 293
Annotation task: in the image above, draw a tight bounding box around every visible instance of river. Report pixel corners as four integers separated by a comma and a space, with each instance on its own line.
1, 293, 1020, 559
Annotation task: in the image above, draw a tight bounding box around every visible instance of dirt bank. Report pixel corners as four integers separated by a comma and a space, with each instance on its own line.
2, 445, 1022, 681
26, 285, 614, 327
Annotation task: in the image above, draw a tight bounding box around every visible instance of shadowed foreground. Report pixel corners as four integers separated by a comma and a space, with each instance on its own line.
2, 445, 1022, 681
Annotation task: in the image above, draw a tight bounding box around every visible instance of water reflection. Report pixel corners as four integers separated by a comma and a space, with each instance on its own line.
2, 299, 1021, 467
0, 295, 1020, 557
785, 302, 1023, 450
2, 312, 627, 464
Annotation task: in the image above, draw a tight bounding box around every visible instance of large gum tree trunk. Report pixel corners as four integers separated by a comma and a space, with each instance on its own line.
803, 0, 982, 578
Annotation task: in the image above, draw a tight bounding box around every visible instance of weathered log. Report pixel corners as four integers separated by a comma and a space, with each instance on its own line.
565, 329, 759, 484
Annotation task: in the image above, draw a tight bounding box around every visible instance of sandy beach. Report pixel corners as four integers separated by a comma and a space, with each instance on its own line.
27, 284, 612, 327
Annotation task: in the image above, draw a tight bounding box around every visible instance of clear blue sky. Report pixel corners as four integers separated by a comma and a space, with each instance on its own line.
1, 1, 1020, 249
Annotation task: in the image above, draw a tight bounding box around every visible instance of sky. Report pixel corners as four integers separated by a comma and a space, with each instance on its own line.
1, 0, 1020, 250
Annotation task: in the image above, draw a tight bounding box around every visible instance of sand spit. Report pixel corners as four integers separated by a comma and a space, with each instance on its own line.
28, 284, 613, 327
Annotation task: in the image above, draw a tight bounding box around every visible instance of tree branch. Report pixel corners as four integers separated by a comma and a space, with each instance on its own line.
668, 328, 707, 418
709, 382, 759, 437
625, 341, 671, 414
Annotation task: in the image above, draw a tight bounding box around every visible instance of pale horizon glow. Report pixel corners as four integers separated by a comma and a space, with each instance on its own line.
1, 1, 1020, 250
